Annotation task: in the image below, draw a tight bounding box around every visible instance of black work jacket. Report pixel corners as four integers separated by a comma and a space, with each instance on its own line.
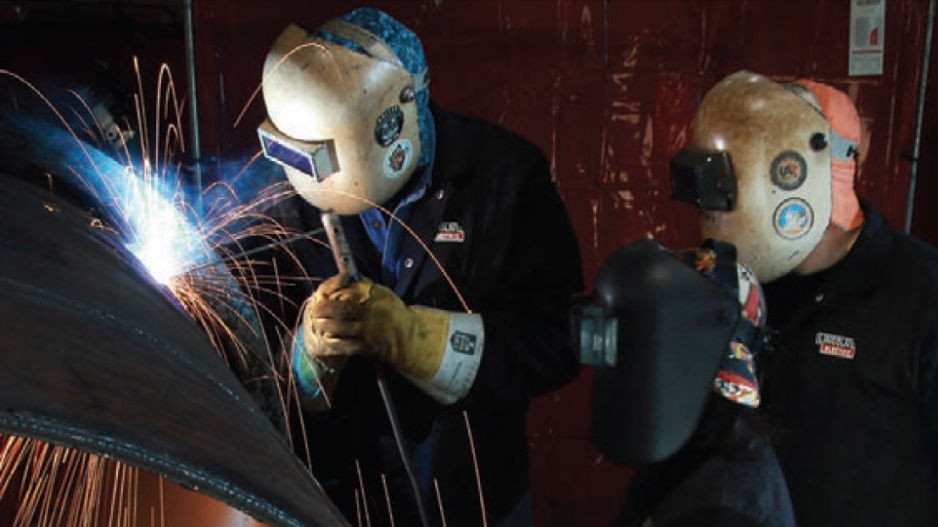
245, 105, 584, 527
618, 408, 796, 527
761, 202, 938, 527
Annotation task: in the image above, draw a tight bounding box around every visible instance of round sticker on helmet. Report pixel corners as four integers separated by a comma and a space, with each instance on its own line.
773, 198, 814, 239
375, 106, 404, 147
770, 150, 807, 191
384, 139, 413, 179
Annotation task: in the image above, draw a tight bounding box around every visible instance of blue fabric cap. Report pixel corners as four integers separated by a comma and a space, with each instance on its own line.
318, 7, 436, 169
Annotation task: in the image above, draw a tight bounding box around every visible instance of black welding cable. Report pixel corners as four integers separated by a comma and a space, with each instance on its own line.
375, 365, 434, 527
321, 212, 433, 527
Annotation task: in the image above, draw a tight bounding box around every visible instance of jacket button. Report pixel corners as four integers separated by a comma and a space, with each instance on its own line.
815, 293, 824, 303
436, 190, 445, 200
404, 258, 414, 268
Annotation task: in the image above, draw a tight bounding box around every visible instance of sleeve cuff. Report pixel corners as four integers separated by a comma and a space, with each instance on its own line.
292, 330, 335, 406
407, 312, 484, 404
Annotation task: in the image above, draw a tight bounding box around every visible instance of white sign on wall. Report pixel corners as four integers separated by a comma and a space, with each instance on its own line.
849, 0, 886, 76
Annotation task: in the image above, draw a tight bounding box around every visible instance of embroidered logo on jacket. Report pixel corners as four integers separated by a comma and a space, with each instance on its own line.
435, 222, 465, 243
815, 332, 857, 359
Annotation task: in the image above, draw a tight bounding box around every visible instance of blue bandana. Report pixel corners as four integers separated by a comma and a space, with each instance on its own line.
317, 7, 436, 169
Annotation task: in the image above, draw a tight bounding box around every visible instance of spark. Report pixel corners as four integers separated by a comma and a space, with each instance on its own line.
380, 474, 396, 527
354, 489, 363, 527
235, 41, 341, 130
108, 58, 208, 287
355, 459, 372, 527
463, 411, 488, 527
433, 479, 449, 527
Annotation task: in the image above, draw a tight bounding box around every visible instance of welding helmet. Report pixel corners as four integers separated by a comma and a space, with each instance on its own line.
583, 238, 765, 464
259, 9, 431, 215
671, 71, 858, 283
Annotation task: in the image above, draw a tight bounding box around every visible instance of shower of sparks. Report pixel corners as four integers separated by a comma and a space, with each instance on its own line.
1, 44, 484, 527
0, 61, 298, 527
92, 58, 219, 288
0, 434, 140, 527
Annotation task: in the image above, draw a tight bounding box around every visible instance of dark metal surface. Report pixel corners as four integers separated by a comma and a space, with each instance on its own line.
0, 171, 350, 527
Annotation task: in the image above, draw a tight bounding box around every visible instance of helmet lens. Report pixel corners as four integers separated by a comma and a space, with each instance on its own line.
258, 119, 336, 182
670, 149, 736, 211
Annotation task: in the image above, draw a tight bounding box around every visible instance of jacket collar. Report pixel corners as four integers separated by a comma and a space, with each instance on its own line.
819, 199, 889, 302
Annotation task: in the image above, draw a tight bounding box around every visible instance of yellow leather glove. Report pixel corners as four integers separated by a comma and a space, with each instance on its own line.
301, 274, 450, 381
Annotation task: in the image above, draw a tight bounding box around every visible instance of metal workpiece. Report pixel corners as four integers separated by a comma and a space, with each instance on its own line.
0, 172, 351, 527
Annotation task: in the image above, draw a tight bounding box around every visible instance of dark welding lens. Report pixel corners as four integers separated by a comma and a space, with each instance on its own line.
670, 151, 701, 205
669, 149, 736, 211
257, 120, 337, 182
259, 132, 318, 177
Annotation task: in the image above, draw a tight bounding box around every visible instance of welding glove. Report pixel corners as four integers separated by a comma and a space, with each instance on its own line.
299, 273, 484, 404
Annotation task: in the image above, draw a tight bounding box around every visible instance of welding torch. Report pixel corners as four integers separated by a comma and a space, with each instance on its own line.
320, 212, 360, 280
319, 210, 433, 527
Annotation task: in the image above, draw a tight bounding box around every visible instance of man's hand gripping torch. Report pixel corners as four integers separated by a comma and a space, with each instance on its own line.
317, 211, 434, 527
301, 212, 358, 405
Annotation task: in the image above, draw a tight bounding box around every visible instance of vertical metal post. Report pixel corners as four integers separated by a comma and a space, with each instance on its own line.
905, 0, 936, 233
183, 0, 203, 214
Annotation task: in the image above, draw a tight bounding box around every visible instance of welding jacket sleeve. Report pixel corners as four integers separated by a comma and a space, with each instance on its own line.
288, 106, 584, 409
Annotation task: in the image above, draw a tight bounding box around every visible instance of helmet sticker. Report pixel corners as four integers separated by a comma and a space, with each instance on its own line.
773, 198, 814, 239
375, 106, 405, 147
384, 139, 413, 178
770, 150, 807, 191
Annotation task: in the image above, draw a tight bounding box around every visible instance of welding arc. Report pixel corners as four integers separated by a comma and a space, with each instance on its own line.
320, 212, 434, 527
0, 172, 352, 527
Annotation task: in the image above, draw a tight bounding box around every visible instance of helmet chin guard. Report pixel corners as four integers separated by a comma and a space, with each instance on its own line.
260, 22, 423, 215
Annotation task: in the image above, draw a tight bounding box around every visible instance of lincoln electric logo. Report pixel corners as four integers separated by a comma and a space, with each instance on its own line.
435, 221, 465, 243
815, 332, 857, 359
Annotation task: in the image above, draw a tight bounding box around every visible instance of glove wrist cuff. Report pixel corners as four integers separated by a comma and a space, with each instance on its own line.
407, 310, 484, 404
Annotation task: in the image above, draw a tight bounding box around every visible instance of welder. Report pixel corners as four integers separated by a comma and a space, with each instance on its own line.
253, 7, 583, 527
583, 238, 796, 527
670, 71, 938, 527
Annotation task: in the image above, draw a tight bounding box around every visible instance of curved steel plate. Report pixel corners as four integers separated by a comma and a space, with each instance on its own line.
0, 171, 349, 527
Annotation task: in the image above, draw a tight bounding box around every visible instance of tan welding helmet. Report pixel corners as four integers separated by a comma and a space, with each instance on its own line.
671, 71, 835, 283
259, 19, 426, 214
